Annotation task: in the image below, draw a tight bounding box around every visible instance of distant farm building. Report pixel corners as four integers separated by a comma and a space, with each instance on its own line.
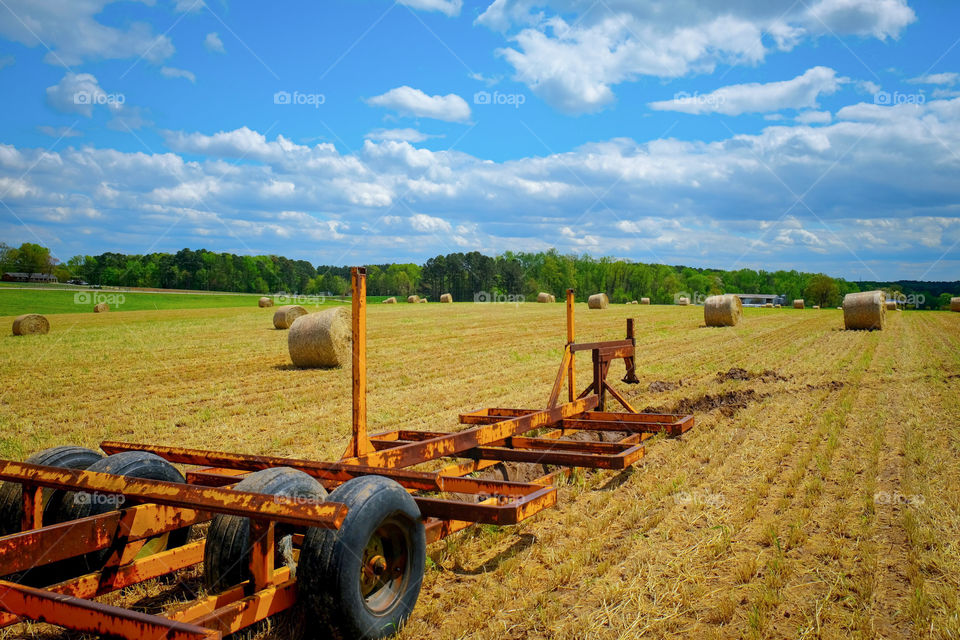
2, 272, 58, 283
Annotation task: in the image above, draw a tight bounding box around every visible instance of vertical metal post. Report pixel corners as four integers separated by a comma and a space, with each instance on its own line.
566, 289, 575, 403
349, 267, 374, 458
21, 485, 42, 531
622, 318, 640, 385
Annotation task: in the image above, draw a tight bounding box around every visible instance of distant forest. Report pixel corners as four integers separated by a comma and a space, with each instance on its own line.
2, 242, 957, 309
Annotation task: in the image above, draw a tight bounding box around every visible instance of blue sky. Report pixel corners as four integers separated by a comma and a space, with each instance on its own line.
0, 0, 958, 280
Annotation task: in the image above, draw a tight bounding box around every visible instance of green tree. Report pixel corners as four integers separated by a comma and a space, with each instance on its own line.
804, 274, 839, 307
15, 242, 53, 274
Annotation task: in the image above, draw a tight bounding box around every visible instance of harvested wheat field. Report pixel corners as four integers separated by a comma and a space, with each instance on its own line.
1, 302, 959, 640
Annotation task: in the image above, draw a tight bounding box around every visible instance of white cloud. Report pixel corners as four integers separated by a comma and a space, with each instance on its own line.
174, 0, 205, 12
365, 128, 441, 143
366, 86, 471, 122
160, 66, 196, 83
204, 32, 225, 53
0, 0, 174, 65
410, 213, 453, 232
649, 67, 846, 115
397, 0, 462, 17
478, 0, 915, 113
37, 125, 82, 138
907, 72, 958, 86
45, 73, 122, 117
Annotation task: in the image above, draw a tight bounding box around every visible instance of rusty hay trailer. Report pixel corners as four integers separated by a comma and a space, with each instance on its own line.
0, 267, 693, 640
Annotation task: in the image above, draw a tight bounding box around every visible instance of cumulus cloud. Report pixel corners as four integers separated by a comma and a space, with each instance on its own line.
4, 95, 960, 278
365, 128, 442, 143
477, 0, 915, 113
204, 32, 225, 53
650, 67, 846, 115
0, 0, 174, 65
397, 0, 462, 17
160, 66, 196, 83
45, 73, 122, 117
366, 86, 471, 122
37, 125, 82, 138
907, 72, 958, 86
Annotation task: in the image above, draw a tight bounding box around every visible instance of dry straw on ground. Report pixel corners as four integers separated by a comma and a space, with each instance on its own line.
641, 297, 650, 305
258, 297, 273, 308
12, 314, 49, 336
843, 290, 886, 330
951, 297, 960, 312
536, 292, 551, 303
272, 305, 307, 329
793, 299, 804, 309
288, 307, 351, 368
407, 295, 420, 304
587, 293, 609, 309
382, 297, 397, 304
440, 293, 453, 303
704, 294, 743, 327
93, 303, 109, 313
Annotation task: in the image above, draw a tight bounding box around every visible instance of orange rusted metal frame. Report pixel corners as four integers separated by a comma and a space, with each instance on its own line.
345, 266, 376, 458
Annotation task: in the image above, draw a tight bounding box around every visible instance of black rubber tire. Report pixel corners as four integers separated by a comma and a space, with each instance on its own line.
56, 451, 192, 571
299, 475, 426, 640
0, 446, 104, 536
203, 467, 328, 592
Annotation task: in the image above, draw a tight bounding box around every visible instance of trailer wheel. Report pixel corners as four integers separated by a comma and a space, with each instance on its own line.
57, 451, 192, 571
204, 467, 327, 592
0, 446, 104, 536
299, 475, 426, 640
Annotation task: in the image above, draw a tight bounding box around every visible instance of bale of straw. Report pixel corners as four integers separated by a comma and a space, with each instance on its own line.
775, 304, 781, 308
12, 314, 49, 336
704, 294, 743, 327
382, 297, 397, 304
630, 300, 638, 305
407, 295, 420, 304
288, 307, 351, 368
764, 303, 773, 308
273, 305, 307, 329
549, 294, 556, 303
258, 297, 273, 308
677, 297, 690, 306
813, 305, 820, 310
536, 292, 551, 303
843, 290, 886, 330
836, 307, 842, 310
419, 298, 427, 303
93, 303, 109, 313
641, 298, 650, 305
793, 299, 804, 309
440, 293, 453, 303
951, 297, 960, 312
885, 301, 897, 310
587, 293, 609, 309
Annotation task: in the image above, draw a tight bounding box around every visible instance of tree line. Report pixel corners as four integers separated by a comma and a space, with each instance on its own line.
1, 242, 955, 309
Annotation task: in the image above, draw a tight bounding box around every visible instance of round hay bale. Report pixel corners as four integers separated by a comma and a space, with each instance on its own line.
775, 304, 781, 308
813, 305, 820, 310
951, 297, 960, 312
382, 297, 397, 304
12, 314, 49, 336
407, 295, 420, 304
885, 301, 897, 310
440, 293, 453, 303
549, 294, 556, 303
843, 290, 886, 330
630, 300, 638, 305
704, 294, 743, 327
258, 297, 273, 308
536, 292, 551, 303
792, 299, 804, 309
419, 298, 427, 303
93, 302, 109, 313
587, 293, 609, 309
288, 307, 351, 368
676, 297, 689, 306
273, 305, 307, 329
763, 303, 773, 308
640, 298, 650, 305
